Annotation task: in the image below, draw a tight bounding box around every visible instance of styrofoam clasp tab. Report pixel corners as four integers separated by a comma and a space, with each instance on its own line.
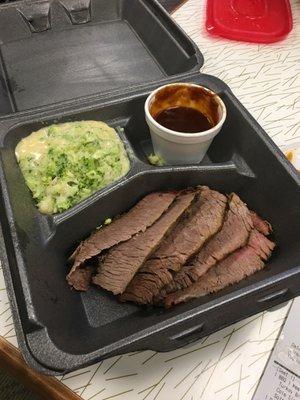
17, 2, 51, 33
59, 0, 91, 25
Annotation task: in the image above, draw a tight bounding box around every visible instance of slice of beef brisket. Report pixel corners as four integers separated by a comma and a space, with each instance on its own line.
67, 265, 95, 292
250, 211, 272, 235
164, 230, 275, 308
67, 191, 177, 291
120, 187, 227, 304
92, 191, 197, 295
158, 193, 254, 297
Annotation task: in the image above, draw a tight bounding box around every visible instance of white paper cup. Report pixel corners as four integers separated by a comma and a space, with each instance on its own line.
145, 83, 227, 165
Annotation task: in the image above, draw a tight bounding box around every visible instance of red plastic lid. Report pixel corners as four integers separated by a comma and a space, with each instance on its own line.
206, 0, 293, 44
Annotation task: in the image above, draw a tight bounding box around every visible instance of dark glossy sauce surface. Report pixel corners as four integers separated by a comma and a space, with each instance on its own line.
155, 106, 213, 133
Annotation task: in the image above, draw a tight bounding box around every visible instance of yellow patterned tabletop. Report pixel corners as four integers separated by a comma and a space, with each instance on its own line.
0, 0, 299, 399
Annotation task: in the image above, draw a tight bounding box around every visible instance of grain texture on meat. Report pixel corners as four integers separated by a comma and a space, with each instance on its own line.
93, 191, 197, 294
159, 193, 254, 297
67, 191, 177, 290
164, 230, 275, 308
120, 187, 227, 304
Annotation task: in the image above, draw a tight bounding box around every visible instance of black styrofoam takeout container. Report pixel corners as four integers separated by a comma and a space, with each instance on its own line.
0, 0, 299, 376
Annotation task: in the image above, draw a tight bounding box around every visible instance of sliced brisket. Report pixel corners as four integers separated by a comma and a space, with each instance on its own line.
67, 192, 177, 290
158, 193, 253, 296
66, 265, 94, 292
250, 211, 272, 235
92, 191, 197, 295
164, 230, 275, 308
120, 187, 227, 304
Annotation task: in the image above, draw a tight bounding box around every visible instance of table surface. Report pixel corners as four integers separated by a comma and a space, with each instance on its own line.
0, 0, 299, 399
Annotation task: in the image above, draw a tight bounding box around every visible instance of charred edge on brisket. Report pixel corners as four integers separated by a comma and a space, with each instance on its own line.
250, 211, 272, 235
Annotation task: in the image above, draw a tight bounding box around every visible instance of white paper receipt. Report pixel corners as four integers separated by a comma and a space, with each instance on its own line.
253, 297, 300, 400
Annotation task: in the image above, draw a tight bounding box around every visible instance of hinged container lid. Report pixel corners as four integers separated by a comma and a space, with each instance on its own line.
0, 0, 203, 117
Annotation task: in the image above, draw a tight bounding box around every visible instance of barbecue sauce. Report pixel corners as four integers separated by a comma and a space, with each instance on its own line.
155, 106, 213, 133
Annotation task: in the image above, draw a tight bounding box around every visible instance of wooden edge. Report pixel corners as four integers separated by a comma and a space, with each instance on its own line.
0, 336, 82, 400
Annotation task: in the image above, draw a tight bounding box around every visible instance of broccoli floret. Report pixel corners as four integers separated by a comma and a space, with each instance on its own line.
148, 153, 165, 166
